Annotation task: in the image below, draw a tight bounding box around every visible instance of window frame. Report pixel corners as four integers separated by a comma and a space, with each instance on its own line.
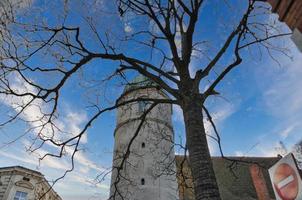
14, 191, 28, 200
138, 100, 151, 113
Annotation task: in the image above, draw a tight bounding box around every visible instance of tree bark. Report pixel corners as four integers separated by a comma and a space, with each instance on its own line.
182, 97, 221, 200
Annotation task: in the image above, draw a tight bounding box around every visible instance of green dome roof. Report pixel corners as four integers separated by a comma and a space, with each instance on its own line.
124, 75, 158, 93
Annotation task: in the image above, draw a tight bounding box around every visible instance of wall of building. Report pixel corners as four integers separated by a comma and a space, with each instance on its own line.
0, 173, 12, 199
176, 156, 279, 200
110, 87, 178, 200
0, 167, 61, 200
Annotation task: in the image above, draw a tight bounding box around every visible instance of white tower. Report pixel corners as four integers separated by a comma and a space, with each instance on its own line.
109, 75, 178, 200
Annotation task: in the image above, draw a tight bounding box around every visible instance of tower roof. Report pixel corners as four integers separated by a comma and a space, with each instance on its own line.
123, 74, 158, 93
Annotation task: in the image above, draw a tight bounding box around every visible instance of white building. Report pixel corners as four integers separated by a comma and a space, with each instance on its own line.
0, 166, 62, 200
109, 75, 178, 200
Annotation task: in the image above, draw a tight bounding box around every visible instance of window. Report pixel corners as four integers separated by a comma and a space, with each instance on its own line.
141, 142, 145, 148
14, 191, 28, 200
22, 177, 30, 181
141, 178, 145, 185
138, 101, 150, 113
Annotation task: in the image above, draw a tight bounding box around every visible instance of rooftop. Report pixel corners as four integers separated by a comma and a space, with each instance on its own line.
0, 165, 43, 177
123, 75, 158, 93
175, 156, 280, 200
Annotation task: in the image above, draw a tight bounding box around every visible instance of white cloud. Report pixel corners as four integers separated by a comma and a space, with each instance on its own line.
189, 62, 198, 78
0, 150, 37, 166
205, 102, 235, 155
255, 145, 278, 157
279, 124, 297, 139
234, 151, 244, 157
63, 195, 106, 200
0, 72, 89, 142
239, 37, 302, 158
63, 110, 88, 143
259, 35, 302, 116
263, 56, 302, 118
67, 148, 105, 172
173, 100, 235, 155
259, 39, 302, 150
207, 139, 218, 155
64, 172, 110, 190
54, 170, 110, 200
0, 73, 58, 139
124, 23, 133, 33
0, 138, 109, 199
32, 147, 70, 170
172, 105, 183, 122
0, 73, 105, 177
204, 102, 235, 133
0, 147, 70, 171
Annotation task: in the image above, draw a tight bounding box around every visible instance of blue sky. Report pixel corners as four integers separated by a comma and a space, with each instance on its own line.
0, 0, 302, 199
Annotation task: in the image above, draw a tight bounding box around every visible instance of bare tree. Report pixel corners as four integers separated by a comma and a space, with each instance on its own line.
0, 0, 291, 199
274, 140, 302, 169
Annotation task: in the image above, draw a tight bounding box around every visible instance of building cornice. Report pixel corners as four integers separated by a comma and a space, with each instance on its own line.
117, 86, 171, 104
114, 117, 173, 137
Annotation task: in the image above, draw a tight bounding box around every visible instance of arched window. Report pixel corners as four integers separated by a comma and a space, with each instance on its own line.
141, 142, 145, 148
141, 178, 145, 185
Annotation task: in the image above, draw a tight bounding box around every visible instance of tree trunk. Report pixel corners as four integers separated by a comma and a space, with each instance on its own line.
182, 98, 221, 200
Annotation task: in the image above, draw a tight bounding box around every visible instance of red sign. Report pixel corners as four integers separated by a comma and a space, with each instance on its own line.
269, 154, 302, 200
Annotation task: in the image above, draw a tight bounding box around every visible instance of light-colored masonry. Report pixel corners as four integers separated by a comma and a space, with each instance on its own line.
292, 28, 302, 52
0, 166, 62, 200
109, 81, 178, 200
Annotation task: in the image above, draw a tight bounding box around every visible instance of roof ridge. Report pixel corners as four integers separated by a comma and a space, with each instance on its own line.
0, 165, 43, 176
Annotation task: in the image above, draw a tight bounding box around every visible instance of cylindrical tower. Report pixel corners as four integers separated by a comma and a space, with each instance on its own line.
109, 75, 178, 200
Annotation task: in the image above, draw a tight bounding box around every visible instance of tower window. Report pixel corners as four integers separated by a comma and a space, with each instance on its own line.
141, 142, 145, 148
141, 178, 145, 185
138, 101, 150, 113
23, 177, 30, 181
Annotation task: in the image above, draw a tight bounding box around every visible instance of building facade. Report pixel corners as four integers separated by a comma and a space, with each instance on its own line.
109, 75, 178, 200
0, 166, 62, 200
